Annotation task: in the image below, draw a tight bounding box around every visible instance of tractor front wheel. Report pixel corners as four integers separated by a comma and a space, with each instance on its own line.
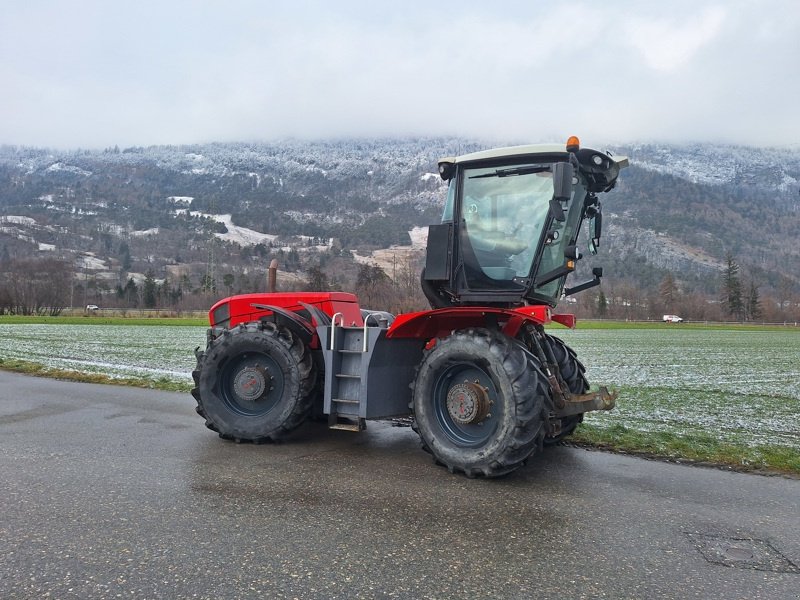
544, 334, 589, 444
192, 321, 317, 442
411, 328, 549, 477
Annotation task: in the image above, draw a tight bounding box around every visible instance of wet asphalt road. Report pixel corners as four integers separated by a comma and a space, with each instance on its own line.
1, 371, 798, 600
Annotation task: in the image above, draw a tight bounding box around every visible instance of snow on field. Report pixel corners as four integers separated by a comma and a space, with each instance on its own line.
168, 196, 194, 204
77, 253, 108, 270
181, 210, 331, 251
353, 226, 428, 277
131, 227, 159, 237
0, 217, 42, 246
0, 324, 206, 383
45, 162, 92, 177
556, 328, 800, 449
124, 272, 157, 285
215, 216, 278, 246
0, 215, 38, 227
0, 325, 797, 452
188, 211, 278, 246
408, 226, 428, 248
0, 215, 36, 227
38, 243, 56, 251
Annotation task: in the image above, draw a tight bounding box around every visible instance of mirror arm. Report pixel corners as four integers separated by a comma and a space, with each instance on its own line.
534, 264, 573, 288
564, 267, 603, 296
564, 277, 600, 296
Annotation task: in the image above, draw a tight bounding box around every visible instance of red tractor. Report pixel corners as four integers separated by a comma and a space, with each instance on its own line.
192, 137, 628, 477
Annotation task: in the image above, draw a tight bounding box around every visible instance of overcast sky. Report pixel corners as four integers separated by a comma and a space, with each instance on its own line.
1, 0, 798, 149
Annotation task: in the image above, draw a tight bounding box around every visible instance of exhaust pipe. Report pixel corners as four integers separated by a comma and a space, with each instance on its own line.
268, 259, 278, 293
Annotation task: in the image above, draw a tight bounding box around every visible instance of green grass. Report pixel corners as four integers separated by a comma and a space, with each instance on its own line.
0, 357, 192, 393
561, 319, 800, 332
3, 314, 796, 332
570, 423, 800, 475
0, 315, 207, 326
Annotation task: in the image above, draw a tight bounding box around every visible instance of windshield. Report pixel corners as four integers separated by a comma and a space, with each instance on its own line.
459, 164, 554, 289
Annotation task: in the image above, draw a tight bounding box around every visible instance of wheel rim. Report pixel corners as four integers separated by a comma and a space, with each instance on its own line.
219, 352, 285, 417
432, 362, 500, 447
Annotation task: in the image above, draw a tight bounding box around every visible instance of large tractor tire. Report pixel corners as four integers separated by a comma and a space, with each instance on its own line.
543, 334, 589, 444
411, 328, 549, 478
191, 320, 317, 443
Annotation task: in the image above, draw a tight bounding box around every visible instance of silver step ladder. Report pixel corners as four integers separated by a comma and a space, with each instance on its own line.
324, 313, 370, 431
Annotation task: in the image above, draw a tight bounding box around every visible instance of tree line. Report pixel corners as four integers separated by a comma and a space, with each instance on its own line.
571, 252, 799, 323
1, 250, 798, 323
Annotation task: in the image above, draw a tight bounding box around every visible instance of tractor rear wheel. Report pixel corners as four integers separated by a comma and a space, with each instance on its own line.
544, 334, 589, 444
411, 328, 549, 477
191, 320, 316, 442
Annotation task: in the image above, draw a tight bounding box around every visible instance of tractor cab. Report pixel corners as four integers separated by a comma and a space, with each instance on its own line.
423, 137, 628, 309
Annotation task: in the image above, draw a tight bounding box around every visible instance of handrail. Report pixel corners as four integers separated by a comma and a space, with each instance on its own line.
329, 312, 371, 353
329, 312, 344, 350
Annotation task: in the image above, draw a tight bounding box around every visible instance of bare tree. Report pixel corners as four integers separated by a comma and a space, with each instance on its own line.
659, 273, 677, 313
304, 265, 330, 292
392, 253, 428, 313
0, 257, 73, 315
355, 263, 393, 309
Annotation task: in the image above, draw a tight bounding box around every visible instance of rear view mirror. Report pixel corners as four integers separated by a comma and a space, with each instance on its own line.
586, 203, 603, 255
593, 210, 602, 243
553, 161, 573, 201
550, 162, 573, 222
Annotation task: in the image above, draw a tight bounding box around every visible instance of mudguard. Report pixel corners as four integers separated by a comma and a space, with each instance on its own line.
386, 305, 574, 340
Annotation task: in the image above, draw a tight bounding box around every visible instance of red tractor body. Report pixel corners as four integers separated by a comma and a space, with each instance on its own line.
192, 138, 627, 477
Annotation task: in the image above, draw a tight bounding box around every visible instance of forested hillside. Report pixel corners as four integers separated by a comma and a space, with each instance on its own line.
0, 138, 798, 321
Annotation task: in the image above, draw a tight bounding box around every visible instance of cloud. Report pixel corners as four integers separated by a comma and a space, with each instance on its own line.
0, 0, 798, 148
624, 6, 727, 71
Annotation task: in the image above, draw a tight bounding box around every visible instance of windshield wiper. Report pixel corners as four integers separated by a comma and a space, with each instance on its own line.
469, 165, 551, 179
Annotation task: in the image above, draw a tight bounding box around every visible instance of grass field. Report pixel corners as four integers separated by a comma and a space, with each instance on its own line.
554, 327, 799, 473
0, 320, 797, 474
0, 323, 207, 388
0, 315, 207, 326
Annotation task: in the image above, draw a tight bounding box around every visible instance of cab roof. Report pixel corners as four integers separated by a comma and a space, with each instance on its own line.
439, 143, 569, 166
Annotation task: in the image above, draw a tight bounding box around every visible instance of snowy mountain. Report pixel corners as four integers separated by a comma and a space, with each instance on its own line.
602, 142, 800, 290
0, 138, 798, 307
627, 142, 800, 191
